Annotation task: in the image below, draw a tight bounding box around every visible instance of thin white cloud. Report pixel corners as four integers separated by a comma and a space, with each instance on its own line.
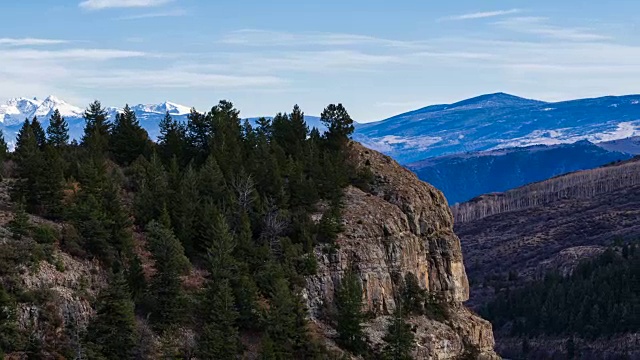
440, 9, 521, 21
495, 17, 611, 41
221, 29, 427, 49
117, 8, 186, 20
77, 70, 284, 89
0, 38, 69, 46
3, 48, 146, 60
79, 0, 173, 10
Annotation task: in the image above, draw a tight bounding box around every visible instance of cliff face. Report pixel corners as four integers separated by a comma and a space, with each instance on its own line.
305, 143, 498, 359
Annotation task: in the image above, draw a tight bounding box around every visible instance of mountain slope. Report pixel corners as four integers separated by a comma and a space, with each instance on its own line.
407, 141, 633, 204
355, 93, 640, 164
452, 159, 640, 359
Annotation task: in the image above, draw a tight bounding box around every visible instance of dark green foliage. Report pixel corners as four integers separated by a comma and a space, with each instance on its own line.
382, 307, 415, 360
321, 103, 355, 150
5, 99, 360, 359
198, 279, 240, 359
82, 100, 111, 154
85, 271, 138, 360
482, 245, 640, 338
133, 153, 168, 226
46, 109, 70, 147
402, 272, 425, 315
158, 112, 186, 164
336, 268, 367, 354
0, 129, 8, 163
145, 221, 190, 331
30, 116, 47, 149
110, 104, 151, 165
9, 200, 30, 239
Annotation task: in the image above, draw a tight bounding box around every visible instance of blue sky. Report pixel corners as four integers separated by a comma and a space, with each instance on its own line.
1, 0, 639, 121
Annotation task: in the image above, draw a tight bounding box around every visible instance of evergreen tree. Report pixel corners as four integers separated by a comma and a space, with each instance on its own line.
110, 104, 150, 165
336, 268, 366, 354
382, 307, 414, 360
82, 100, 111, 154
158, 112, 186, 164
12, 121, 45, 213
146, 221, 190, 331
173, 163, 199, 258
134, 153, 168, 226
85, 271, 138, 360
30, 116, 47, 149
9, 199, 30, 239
46, 109, 70, 147
320, 103, 354, 150
198, 212, 241, 358
0, 129, 8, 163
198, 279, 240, 359
402, 272, 425, 315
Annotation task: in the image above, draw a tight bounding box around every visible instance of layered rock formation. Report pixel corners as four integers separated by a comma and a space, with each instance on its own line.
305, 143, 499, 359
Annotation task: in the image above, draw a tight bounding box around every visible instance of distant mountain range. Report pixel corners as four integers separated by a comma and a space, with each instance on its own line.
354, 92, 640, 164
0, 96, 325, 147
407, 140, 635, 204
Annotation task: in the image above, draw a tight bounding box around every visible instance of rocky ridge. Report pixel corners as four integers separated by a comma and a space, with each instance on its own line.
305, 143, 499, 359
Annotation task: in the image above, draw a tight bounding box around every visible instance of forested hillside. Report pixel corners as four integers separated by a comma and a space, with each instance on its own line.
482, 244, 640, 359
0, 100, 390, 359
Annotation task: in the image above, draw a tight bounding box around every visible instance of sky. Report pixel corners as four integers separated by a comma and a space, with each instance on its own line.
1, 0, 640, 122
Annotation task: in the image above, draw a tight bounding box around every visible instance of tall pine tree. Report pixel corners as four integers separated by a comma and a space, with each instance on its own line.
110, 104, 150, 165
46, 109, 70, 147
85, 271, 138, 360
336, 267, 366, 354
82, 100, 111, 154
146, 221, 190, 331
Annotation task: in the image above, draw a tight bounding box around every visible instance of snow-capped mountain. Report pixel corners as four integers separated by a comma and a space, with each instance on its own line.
131, 101, 191, 116
0, 96, 83, 126
355, 92, 640, 164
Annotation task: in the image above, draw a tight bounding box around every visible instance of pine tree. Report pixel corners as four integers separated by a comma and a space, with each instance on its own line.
198, 212, 241, 358
110, 104, 150, 165
198, 279, 240, 359
46, 109, 70, 147
12, 121, 44, 212
146, 221, 190, 331
320, 104, 354, 150
30, 116, 47, 149
173, 163, 199, 258
134, 153, 168, 226
82, 100, 111, 154
0, 129, 8, 163
85, 271, 138, 360
158, 112, 186, 164
265, 277, 297, 358
198, 155, 229, 206
382, 306, 414, 360
336, 268, 366, 354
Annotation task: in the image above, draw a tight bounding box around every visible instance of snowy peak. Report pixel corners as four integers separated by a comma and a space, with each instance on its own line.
131, 101, 191, 116
0, 95, 83, 125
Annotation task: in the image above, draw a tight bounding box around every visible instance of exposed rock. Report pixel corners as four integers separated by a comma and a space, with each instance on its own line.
305, 143, 499, 359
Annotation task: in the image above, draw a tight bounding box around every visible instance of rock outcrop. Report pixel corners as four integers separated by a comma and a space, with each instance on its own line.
305, 143, 499, 359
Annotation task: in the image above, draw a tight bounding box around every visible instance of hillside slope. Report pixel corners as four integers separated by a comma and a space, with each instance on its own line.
407, 140, 632, 204
453, 158, 640, 358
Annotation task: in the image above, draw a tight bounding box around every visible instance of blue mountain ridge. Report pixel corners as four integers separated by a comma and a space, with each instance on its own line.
407, 140, 633, 204
355, 92, 640, 164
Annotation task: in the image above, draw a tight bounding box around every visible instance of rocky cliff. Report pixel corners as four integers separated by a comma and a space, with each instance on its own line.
305, 143, 499, 359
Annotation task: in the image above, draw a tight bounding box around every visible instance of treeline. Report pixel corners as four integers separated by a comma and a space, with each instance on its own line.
481, 243, 640, 338
452, 159, 640, 223
0, 99, 388, 359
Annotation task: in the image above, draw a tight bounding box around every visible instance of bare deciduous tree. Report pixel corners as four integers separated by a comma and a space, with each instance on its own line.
453, 160, 640, 223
